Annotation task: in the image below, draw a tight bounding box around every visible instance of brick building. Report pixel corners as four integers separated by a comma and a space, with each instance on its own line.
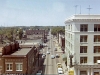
25, 29, 48, 43
0, 42, 38, 75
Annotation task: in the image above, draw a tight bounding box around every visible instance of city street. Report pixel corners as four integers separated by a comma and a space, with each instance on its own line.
40, 30, 65, 75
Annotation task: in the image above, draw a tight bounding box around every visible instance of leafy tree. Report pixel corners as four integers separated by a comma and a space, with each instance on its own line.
18, 28, 23, 40
51, 26, 65, 35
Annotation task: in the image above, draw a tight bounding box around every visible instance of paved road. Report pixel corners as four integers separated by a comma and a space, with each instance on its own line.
41, 29, 65, 75
42, 30, 58, 75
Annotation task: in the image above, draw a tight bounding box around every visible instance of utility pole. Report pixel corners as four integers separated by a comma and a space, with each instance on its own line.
87, 5, 92, 15
80, 5, 81, 14
74, 5, 78, 15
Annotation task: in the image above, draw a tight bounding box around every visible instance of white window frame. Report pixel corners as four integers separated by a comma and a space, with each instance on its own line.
15, 63, 23, 71
5, 63, 13, 71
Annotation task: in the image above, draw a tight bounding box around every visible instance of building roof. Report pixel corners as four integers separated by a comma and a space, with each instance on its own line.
11, 48, 31, 56
65, 14, 100, 23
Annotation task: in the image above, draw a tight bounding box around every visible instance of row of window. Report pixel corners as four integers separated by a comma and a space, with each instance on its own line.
66, 35, 100, 42
66, 24, 100, 32
80, 24, 100, 32
80, 35, 100, 42
80, 57, 100, 63
6, 63, 23, 71
80, 46, 100, 53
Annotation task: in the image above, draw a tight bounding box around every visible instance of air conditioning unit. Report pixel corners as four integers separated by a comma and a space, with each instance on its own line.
97, 60, 100, 64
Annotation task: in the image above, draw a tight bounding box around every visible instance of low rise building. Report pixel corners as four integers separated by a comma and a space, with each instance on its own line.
25, 29, 48, 43
0, 42, 38, 75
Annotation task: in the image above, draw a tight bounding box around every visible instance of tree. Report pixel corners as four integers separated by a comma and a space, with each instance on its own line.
51, 26, 65, 35
18, 28, 23, 40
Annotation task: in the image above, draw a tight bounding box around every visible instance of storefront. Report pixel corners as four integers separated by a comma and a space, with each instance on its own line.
74, 65, 100, 75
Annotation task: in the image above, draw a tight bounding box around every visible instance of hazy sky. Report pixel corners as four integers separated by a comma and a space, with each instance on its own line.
0, 0, 100, 26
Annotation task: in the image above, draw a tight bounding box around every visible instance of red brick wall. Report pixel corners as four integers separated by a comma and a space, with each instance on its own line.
2, 42, 19, 55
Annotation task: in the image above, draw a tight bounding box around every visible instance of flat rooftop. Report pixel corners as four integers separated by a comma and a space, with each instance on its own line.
11, 48, 31, 55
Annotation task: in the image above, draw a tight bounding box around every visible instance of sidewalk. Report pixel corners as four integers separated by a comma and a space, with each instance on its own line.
55, 39, 68, 75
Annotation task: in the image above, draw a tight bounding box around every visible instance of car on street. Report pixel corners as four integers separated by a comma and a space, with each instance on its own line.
43, 43, 47, 47
42, 54, 46, 58
48, 47, 50, 49
36, 70, 42, 75
58, 68, 63, 74
47, 51, 50, 54
57, 63, 62, 68
51, 55, 55, 59
54, 48, 57, 51
56, 54, 59, 58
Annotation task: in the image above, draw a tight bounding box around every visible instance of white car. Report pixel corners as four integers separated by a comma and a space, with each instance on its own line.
43, 44, 47, 47
47, 51, 50, 54
51, 55, 55, 59
36, 70, 42, 75
58, 68, 63, 74
54, 48, 57, 51
42, 54, 46, 58
56, 54, 59, 57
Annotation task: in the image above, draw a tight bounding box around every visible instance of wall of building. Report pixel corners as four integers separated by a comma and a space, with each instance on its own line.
65, 15, 100, 75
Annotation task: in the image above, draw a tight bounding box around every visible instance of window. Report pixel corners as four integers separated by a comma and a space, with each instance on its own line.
94, 56, 100, 63
80, 57, 87, 64
80, 35, 87, 42
94, 24, 100, 31
94, 46, 100, 53
94, 35, 100, 42
80, 46, 87, 53
80, 24, 88, 31
6, 63, 13, 71
16, 63, 23, 71
80, 71, 87, 75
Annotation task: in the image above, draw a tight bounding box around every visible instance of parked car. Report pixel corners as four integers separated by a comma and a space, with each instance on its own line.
51, 55, 55, 59
58, 68, 63, 74
54, 48, 57, 51
43, 43, 47, 47
47, 51, 50, 54
42, 54, 46, 58
36, 70, 42, 75
56, 54, 59, 58
57, 63, 62, 68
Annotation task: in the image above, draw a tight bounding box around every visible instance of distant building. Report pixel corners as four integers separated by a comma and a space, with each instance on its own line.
0, 42, 38, 74
65, 15, 100, 75
25, 29, 48, 43
58, 34, 65, 51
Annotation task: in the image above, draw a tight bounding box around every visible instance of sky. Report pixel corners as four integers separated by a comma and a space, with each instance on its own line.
0, 0, 100, 26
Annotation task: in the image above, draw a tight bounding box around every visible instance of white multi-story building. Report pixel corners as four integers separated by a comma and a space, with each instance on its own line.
65, 15, 100, 75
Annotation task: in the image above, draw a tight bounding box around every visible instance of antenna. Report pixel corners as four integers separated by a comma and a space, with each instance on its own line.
80, 5, 81, 14
74, 5, 78, 15
87, 5, 92, 15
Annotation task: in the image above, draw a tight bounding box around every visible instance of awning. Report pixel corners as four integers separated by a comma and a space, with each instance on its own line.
62, 54, 67, 61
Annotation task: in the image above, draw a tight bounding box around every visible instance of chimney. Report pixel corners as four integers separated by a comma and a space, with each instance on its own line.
4, 43, 12, 55
11, 42, 16, 52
